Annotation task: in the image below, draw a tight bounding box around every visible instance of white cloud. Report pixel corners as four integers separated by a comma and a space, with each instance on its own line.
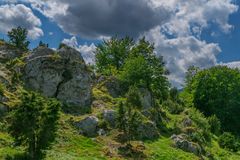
145, 27, 221, 87
62, 36, 96, 65
0, 4, 43, 39
142, 0, 237, 87
2, 0, 238, 87
221, 61, 240, 68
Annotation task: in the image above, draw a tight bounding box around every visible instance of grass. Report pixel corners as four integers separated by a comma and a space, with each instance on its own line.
145, 136, 199, 160
205, 137, 240, 160
1, 112, 240, 160
0, 132, 24, 160
44, 113, 106, 160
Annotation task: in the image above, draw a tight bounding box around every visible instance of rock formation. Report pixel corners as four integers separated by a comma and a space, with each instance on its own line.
23, 46, 92, 112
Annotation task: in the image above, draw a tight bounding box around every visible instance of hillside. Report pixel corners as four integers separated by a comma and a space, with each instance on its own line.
0, 38, 240, 160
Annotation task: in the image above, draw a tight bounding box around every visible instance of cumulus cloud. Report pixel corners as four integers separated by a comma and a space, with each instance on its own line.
27, 0, 172, 39
31, 0, 237, 87
142, 0, 238, 87
62, 36, 96, 64
2, 0, 238, 87
0, 4, 43, 39
145, 27, 221, 87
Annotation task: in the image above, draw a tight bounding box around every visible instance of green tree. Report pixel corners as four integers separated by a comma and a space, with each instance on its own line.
119, 56, 150, 90
185, 66, 240, 134
117, 87, 142, 144
8, 89, 60, 159
95, 37, 134, 75
119, 38, 169, 104
7, 26, 30, 51
39, 41, 48, 48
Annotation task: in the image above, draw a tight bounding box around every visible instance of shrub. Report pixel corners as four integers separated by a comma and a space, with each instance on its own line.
8, 89, 61, 159
162, 100, 184, 114
207, 115, 221, 135
218, 132, 239, 152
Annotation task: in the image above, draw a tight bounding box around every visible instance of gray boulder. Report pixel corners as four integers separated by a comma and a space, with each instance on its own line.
171, 134, 201, 155
23, 46, 92, 112
139, 88, 152, 110
98, 76, 122, 98
102, 109, 117, 127
136, 121, 159, 140
75, 116, 99, 137
182, 117, 192, 127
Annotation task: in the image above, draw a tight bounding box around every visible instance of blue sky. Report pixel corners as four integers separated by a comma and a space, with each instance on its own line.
201, 0, 240, 63
0, 0, 239, 86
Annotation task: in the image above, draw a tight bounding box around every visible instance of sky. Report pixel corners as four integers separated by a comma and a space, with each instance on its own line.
0, 0, 240, 87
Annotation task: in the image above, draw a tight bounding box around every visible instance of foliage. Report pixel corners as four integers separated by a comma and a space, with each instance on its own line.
218, 132, 240, 152
183, 108, 211, 145
208, 115, 221, 135
184, 66, 240, 134
7, 26, 30, 51
95, 37, 169, 103
0, 83, 4, 96
119, 56, 150, 90
39, 41, 49, 48
117, 87, 143, 144
7, 89, 61, 159
163, 100, 184, 114
6, 57, 26, 85
95, 37, 134, 74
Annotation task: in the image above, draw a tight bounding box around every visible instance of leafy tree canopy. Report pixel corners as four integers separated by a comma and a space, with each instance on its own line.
184, 66, 240, 134
7, 26, 30, 51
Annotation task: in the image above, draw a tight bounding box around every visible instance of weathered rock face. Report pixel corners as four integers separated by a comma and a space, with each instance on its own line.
139, 88, 152, 110
102, 109, 117, 127
0, 43, 21, 63
136, 121, 159, 140
97, 76, 122, 98
75, 116, 99, 137
23, 46, 92, 112
171, 134, 201, 155
0, 64, 11, 115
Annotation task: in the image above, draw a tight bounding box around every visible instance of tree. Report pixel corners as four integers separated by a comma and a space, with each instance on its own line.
39, 41, 49, 48
7, 26, 30, 51
185, 66, 240, 134
117, 87, 142, 144
8, 89, 60, 159
119, 38, 169, 103
119, 56, 150, 90
95, 37, 134, 75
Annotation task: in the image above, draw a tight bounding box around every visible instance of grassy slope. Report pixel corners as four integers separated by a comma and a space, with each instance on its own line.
0, 84, 239, 159
1, 112, 240, 160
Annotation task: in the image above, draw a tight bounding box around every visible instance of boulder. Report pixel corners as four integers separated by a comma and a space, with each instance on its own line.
98, 76, 122, 98
136, 121, 159, 140
102, 109, 117, 127
75, 116, 99, 137
182, 117, 192, 127
23, 46, 92, 112
171, 134, 201, 155
139, 88, 152, 110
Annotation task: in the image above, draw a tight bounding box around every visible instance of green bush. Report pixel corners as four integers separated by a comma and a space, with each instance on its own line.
163, 100, 184, 114
184, 108, 211, 144
218, 132, 239, 152
208, 115, 221, 135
